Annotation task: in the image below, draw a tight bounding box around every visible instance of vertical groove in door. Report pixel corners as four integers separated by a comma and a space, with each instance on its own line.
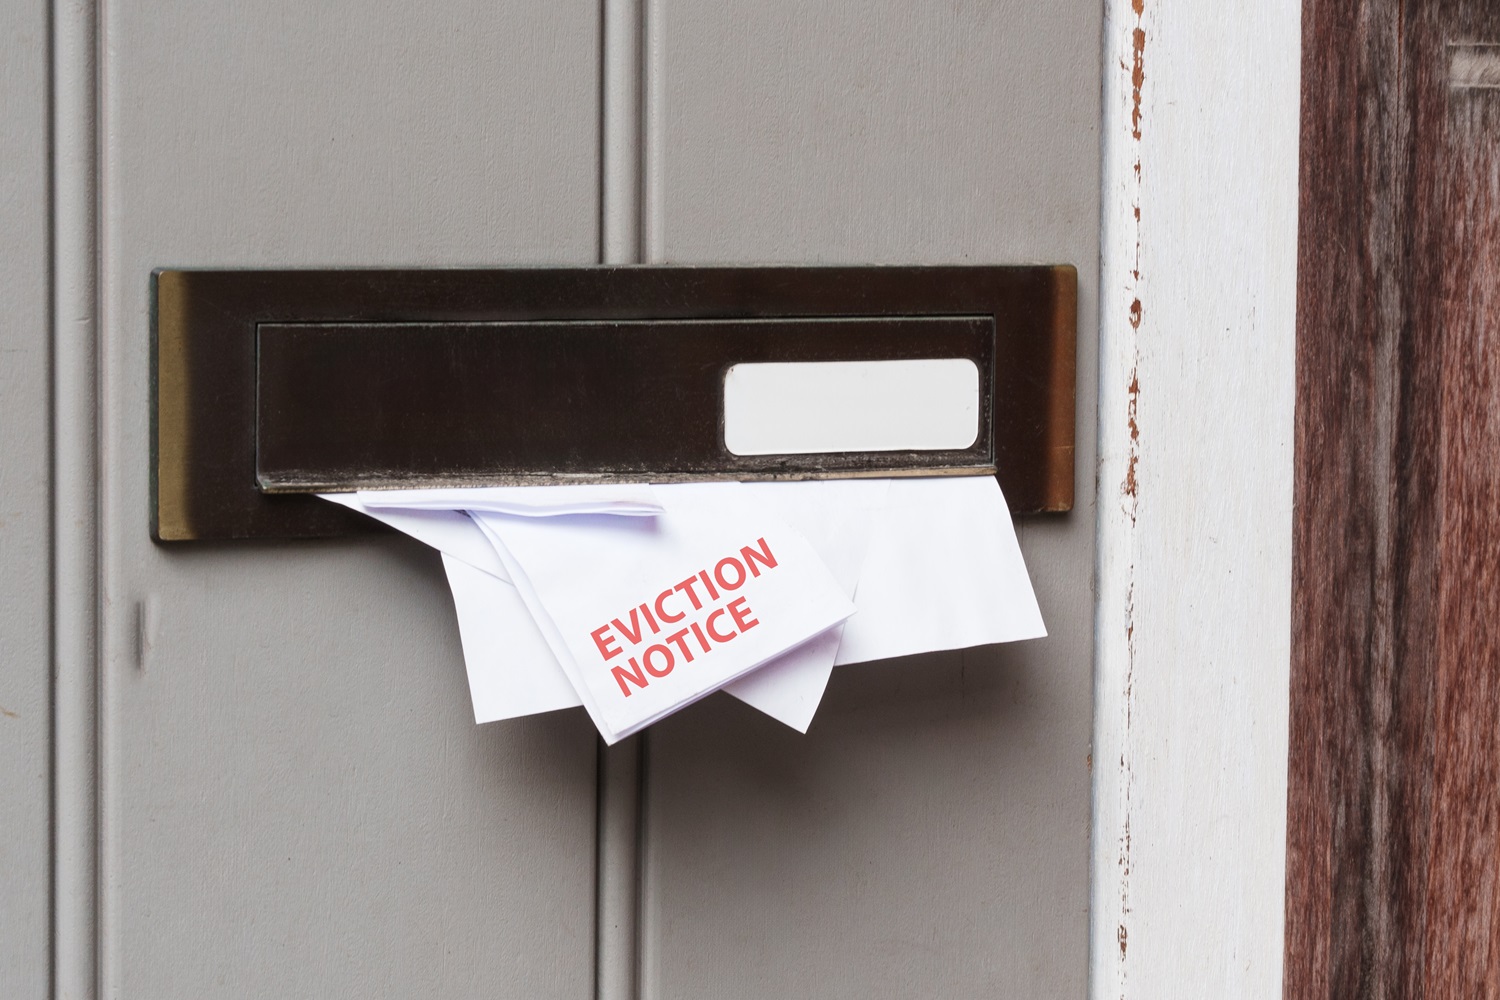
50, 1, 100, 999
596, 3, 646, 1000
601, 0, 643, 265
595, 737, 643, 1000
634, 6, 663, 997
641, 0, 664, 265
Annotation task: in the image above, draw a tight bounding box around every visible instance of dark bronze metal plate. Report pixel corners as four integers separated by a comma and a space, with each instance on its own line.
255, 317, 996, 492
153, 266, 1076, 541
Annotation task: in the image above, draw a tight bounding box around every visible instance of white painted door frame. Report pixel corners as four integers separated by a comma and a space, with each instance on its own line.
1091, 0, 1299, 997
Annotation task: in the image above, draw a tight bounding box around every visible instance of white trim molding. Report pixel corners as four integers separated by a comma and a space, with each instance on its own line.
1091, 1, 1300, 997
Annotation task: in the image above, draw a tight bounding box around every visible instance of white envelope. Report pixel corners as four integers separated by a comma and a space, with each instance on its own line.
441, 553, 581, 720
359, 483, 663, 517
832, 475, 1046, 665
322, 474, 1045, 734
323, 491, 857, 729
474, 483, 856, 743
725, 479, 887, 729
321, 494, 508, 578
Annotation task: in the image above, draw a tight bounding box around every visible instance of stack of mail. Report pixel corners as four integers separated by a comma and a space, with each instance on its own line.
323, 476, 1044, 742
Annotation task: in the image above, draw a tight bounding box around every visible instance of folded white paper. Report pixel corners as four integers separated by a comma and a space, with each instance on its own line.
723, 479, 888, 730
320, 474, 1046, 738
321, 494, 509, 578
474, 483, 857, 743
441, 553, 581, 720
321, 491, 851, 729
359, 483, 663, 517
833, 475, 1046, 664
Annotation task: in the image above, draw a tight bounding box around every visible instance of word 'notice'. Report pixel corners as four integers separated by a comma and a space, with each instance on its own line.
592, 538, 780, 697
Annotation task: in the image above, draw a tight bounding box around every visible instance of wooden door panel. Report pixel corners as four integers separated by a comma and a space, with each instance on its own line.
0, 1, 52, 997
99, 3, 601, 996
641, 3, 1101, 996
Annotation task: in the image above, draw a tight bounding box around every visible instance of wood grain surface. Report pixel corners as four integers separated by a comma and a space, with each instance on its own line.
1286, 0, 1500, 996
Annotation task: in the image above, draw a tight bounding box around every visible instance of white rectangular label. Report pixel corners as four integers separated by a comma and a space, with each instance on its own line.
723, 359, 981, 456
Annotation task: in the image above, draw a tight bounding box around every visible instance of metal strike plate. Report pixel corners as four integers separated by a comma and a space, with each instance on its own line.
153, 266, 1076, 542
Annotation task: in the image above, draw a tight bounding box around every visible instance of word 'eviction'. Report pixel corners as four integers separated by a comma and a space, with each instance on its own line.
590, 538, 780, 697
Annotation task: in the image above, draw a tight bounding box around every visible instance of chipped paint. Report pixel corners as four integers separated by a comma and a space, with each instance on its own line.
1123, 372, 1141, 504
1116, 1, 1145, 997
1129, 0, 1146, 140
1131, 30, 1146, 140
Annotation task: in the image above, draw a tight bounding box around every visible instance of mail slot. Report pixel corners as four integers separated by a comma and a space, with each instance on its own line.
254, 316, 997, 492
152, 266, 1076, 541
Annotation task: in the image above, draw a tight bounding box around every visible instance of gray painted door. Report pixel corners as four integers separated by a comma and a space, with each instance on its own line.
10, 1, 1100, 997
639, 5, 1099, 997
1, 2, 51, 997
98, 3, 603, 997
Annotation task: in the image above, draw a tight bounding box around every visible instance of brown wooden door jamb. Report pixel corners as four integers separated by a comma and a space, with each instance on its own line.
1286, 1, 1500, 996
